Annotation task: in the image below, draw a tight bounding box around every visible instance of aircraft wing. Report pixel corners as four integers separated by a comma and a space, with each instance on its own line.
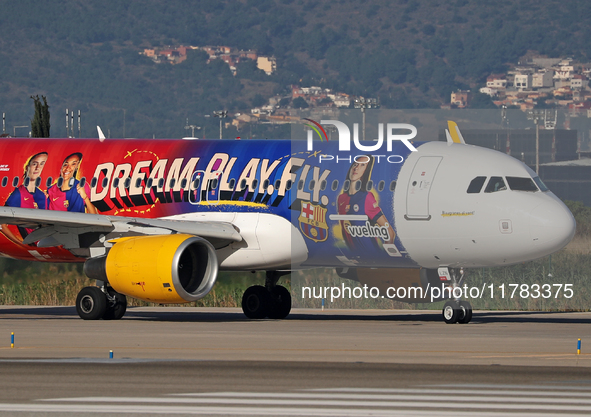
0, 206, 242, 249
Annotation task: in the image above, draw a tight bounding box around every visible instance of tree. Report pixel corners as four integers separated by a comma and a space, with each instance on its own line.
469, 92, 498, 109
292, 97, 309, 109
252, 93, 267, 107
30, 95, 50, 137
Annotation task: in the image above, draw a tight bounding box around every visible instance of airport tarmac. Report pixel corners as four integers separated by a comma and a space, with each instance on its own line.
0, 306, 590, 366
1, 306, 591, 416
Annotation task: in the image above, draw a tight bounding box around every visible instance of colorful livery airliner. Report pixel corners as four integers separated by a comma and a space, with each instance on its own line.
0, 122, 575, 323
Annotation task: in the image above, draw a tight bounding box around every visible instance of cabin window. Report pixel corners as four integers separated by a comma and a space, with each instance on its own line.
228, 178, 236, 189
274, 179, 281, 190
262, 179, 270, 191
193, 178, 201, 190
239, 179, 247, 191
57, 177, 64, 188
124, 178, 131, 189
343, 180, 350, 192
389, 180, 397, 191
467, 176, 487, 194
354, 180, 362, 191
79, 177, 87, 188
101, 177, 108, 188
91, 177, 98, 188
285, 179, 293, 190
1, 177, 8, 187
24, 177, 30, 187
377, 180, 385, 192
251, 179, 258, 190
320, 180, 327, 191
113, 178, 120, 189
309, 180, 316, 191
68, 178, 75, 188
366, 180, 373, 191
298, 180, 304, 190
180, 179, 187, 189
506, 177, 538, 192
46, 177, 53, 187
210, 178, 219, 189
533, 176, 549, 192
484, 176, 507, 193
169, 178, 176, 189
331, 180, 339, 191
146, 178, 153, 188
12, 176, 19, 187
157, 178, 165, 189
35, 177, 41, 187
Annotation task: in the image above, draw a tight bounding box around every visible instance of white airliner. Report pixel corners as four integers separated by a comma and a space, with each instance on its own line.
0, 121, 575, 323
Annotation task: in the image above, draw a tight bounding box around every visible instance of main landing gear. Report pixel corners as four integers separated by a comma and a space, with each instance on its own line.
75, 283, 127, 320
241, 271, 292, 320
440, 268, 473, 324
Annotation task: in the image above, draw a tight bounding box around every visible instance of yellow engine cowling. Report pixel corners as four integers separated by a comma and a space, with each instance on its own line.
338, 268, 446, 303
84, 234, 218, 304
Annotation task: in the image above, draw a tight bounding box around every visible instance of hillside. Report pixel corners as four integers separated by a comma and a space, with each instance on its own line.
0, 0, 590, 138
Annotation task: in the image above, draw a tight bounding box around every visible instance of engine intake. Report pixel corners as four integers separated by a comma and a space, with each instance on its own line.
84, 234, 218, 303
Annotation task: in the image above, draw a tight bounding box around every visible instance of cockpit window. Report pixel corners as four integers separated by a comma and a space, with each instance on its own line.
467, 176, 487, 194
506, 176, 538, 192
532, 176, 549, 192
484, 176, 507, 193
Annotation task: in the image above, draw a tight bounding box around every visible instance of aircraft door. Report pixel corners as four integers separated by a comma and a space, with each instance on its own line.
189, 171, 205, 205
405, 156, 442, 220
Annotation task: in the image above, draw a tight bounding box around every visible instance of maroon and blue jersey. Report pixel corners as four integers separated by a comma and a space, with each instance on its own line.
4, 185, 46, 238
337, 191, 384, 251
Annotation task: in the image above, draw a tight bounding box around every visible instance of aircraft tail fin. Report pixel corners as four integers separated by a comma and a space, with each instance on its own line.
97, 126, 106, 142
445, 120, 466, 145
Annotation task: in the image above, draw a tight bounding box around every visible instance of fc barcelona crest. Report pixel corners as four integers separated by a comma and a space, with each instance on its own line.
298, 201, 328, 243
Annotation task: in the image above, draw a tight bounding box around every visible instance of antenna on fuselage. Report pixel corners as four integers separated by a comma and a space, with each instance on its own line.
97, 126, 106, 142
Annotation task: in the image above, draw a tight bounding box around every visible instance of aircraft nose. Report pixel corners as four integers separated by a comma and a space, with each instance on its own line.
529, 198, 576, 254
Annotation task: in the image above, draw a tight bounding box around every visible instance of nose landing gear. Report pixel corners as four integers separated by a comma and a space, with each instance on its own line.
442, 300, 472, 324
440, 268, 473, 324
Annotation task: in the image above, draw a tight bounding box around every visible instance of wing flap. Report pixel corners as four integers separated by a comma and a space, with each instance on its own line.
0, 207, 242, 249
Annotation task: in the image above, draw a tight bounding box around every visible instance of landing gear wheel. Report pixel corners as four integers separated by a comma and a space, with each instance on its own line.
76, 287, 107, 320
103, 290, 127, 320
458, 300, 473, 324
442, 300, 460, 324
267, 285, 292, 320
242, 285, 270, 319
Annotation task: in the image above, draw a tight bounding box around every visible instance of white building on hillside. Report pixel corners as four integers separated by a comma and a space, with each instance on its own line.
514, 73, 532, 90
486, 74, 507, 89
532, 71, 554, 88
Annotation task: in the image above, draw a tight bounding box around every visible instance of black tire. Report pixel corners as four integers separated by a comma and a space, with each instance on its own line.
442, 300, 460, 324
267, 285, 292, 320
242, 285, 269, 319
103, 291, 127, 320
76, 287, 107, 320
458, 300, 473, 324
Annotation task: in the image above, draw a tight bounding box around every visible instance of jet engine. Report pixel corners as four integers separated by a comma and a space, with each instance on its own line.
84, 234, 218, 303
